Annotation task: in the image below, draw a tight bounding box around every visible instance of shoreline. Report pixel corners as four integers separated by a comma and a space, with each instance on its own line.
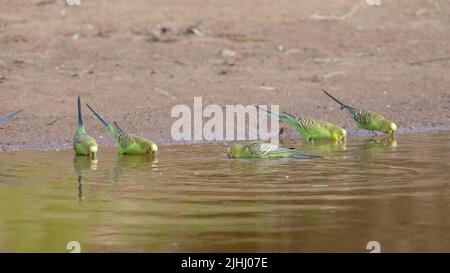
2, 125, 449, 153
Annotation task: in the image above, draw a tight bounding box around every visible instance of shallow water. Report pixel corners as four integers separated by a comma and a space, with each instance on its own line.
0, 132, 449, 252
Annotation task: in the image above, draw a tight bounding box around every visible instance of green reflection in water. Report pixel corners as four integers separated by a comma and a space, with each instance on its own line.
0, 132, 449, 252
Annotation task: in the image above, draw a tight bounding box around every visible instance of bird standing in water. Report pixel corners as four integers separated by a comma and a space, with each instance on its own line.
74, 97, 98, 159
86, 104, 158, 156
322, 89, 397, 137
256, 106, 346, 142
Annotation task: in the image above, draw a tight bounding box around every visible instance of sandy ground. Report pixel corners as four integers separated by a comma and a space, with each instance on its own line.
1, 0, 449, 151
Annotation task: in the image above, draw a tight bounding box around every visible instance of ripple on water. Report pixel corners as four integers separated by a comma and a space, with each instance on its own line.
0, 132, 450, 252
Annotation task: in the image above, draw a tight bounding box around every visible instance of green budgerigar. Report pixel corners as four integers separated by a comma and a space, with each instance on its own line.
256, 106, 346, 142
0, 110, 22, 126
86, 104, 158, 156
227, 140, 321, 159
74, 97, 98, 158
322, 89, 397, 137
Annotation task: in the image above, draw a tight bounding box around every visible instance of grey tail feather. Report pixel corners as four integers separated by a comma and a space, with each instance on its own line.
77, 96, 83, 127
321, 89, 347, 110
86, 104, 110, 129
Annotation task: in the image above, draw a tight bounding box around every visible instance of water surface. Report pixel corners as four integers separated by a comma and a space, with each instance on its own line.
0, 132, 449, 252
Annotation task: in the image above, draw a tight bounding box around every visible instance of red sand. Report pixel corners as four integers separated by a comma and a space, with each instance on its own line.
1, 0, 449, 150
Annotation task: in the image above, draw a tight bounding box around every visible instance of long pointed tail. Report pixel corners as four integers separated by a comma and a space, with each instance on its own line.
77, 96, 84, 127
266, 147, 320, 158
289, 153, 322, 159
255, 105, 282, 118
321, 89, 347, 109
256, 105, 298, 120
0, 109, 22, 125
86, 104, 115, 135
256, 106, 299, 127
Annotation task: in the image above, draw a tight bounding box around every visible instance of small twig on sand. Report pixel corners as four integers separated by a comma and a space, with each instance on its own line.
309, 2, 364, 21
34, 0, 56, 5
47, 119, 59, 125
409, 56, 450, 65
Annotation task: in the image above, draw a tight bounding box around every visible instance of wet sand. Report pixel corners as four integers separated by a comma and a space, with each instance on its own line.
1, 0, 450, 151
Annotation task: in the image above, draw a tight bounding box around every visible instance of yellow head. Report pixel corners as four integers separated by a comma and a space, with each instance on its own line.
380, 120, 397, 136
389, 122, 397, 135
227, 144, 244, 158
331, 127, 347, 142
144, 141, 158, 156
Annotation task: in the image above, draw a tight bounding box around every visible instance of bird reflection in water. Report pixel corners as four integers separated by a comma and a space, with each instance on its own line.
73, 156, 98, 202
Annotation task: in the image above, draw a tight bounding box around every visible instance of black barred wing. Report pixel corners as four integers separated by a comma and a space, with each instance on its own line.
350, 109, 375, 126
246, 141, 279, 155
298, 119, 328, 132
114, 125, 135, 148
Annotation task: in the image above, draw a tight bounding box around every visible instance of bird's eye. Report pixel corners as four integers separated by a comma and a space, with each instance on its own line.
146, 150, 150, 154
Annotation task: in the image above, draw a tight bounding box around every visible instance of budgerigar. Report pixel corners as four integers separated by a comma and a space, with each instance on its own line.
86, 104, 158, 156
0, 110, 22, 125
322, 89, 397, 137
227, 140, 320, 159
256, 106, 346, 142
74, 97, 98, 158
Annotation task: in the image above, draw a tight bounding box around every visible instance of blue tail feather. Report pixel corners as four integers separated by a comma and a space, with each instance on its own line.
86, 104, 112, 130
255, 105, 281, 118
0, 109, 22, 125
256, 105, 298, 121
290, 153, 322, 158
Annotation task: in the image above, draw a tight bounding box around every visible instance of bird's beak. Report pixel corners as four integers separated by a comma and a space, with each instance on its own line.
89, 146, 98, 159
227, 147, 232, 158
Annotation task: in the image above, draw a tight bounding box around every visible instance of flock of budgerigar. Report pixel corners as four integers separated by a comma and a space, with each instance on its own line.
1, 89, 397, 160
228, 89, 397, 159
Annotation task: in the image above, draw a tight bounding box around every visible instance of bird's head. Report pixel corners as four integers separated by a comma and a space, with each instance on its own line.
331, 127, 347, 142
144, 141, 158, 156
389, 122, 397, 136
227, 144, 244, 159
381, 120, 397, 137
